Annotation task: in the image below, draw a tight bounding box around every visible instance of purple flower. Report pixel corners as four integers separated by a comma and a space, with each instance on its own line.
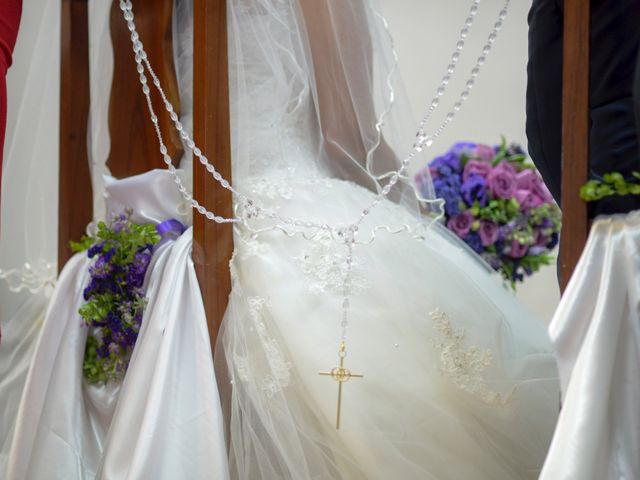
478, 221, 499, 246
547, 232, 559, 250
450, 142, 477, 160
430, 151, 461, 177
447, 211, 474, 238
474, 144, 495, 163
534, 229, 550, 248
515, 169, 537, 191
508, 238, 529, 258
87, 242, 105, 258
464, 231, 483, 254
89, 257, 112, 280
460, 174, 488, 207
498, 224, 513, 241
434, 177, 463, 217
531, 176, 555, 204
486, 161, 517, 199
515, 189, 544, 209
463, 160, 492, 182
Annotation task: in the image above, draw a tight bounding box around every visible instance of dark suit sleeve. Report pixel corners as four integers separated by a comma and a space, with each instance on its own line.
526, 0, 640, 217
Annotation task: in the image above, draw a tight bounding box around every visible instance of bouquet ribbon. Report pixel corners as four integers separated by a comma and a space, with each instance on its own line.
155, 218, 186, 250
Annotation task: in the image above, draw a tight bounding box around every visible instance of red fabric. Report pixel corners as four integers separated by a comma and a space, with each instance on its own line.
0, 0, 22, 215
0, 1, 22, 343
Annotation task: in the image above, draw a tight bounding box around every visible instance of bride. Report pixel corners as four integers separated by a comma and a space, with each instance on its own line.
211, 0, 559, 478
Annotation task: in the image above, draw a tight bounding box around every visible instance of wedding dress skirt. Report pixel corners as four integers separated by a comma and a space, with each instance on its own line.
540, 211, 640, 479
220, 173, 561, 480
5, 171, 229, 480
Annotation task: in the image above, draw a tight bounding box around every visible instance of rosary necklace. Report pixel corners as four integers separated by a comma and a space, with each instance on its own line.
119, 0, 510, 429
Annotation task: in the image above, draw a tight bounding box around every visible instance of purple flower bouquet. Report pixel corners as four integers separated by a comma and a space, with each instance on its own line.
71, 210, 161, 384
415, 139, 561, 287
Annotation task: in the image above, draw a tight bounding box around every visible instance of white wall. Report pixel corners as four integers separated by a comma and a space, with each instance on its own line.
379, 0, 560, 323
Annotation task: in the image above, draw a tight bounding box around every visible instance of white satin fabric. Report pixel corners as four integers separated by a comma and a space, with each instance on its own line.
6, 170, 229, 480
540, 211, 640, 479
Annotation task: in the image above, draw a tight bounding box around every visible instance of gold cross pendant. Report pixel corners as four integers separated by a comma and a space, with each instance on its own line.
319, 341, 363, 429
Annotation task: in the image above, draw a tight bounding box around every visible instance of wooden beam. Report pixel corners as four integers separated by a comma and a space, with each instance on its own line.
193, 0, 233, 354
559, 0, 590, 291
59, 0, 92, 272
108, 0, 182, 178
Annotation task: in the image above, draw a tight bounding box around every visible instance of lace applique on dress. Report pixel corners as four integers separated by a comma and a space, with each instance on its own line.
248, 176, 294, 200
430, 309, 512, 405
234, 296, 292, 398
297, 231, 369, 295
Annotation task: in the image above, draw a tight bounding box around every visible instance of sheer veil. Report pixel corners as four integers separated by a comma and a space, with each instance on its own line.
0, 0, 59, 473
225, 0, 437, 216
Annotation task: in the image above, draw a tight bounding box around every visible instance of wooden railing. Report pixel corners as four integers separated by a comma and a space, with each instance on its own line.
559, 0, 590, 291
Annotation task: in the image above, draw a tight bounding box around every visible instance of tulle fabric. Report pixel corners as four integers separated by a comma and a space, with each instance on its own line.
0, 0, 59, 474
540, 211, 640, 479
227, 0, 437, 218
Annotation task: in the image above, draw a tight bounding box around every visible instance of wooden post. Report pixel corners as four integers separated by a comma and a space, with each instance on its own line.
59, 0, 93, 272
192, 0, 233, 354
108, 0, 182, 178
559, 0, 590, 291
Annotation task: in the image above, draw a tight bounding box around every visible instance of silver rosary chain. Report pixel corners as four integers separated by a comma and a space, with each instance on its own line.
118, 0, 510, 344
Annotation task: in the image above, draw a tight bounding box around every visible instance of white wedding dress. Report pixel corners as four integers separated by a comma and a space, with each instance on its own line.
216, 1, 561, 478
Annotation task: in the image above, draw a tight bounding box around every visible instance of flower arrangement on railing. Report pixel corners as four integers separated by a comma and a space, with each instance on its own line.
580, 171, 640, 201
415, 139, 561, 287
71, 211, 161, 384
